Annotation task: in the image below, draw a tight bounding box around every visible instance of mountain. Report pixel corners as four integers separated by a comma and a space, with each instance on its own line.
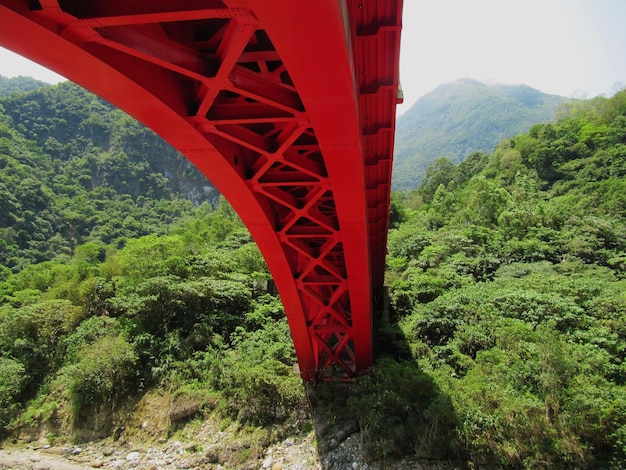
0, 78, 217, 270
0, 75, 49, 97
393, 78, 569, 190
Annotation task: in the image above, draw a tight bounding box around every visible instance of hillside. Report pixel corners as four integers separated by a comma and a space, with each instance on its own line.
393, 78, 568, 190
0, 75, 49, 97
0, 79, 217, 271
382, 89, 626, 467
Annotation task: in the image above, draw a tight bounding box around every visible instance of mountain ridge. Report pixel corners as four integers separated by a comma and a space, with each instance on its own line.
0, 74, 50, 97
393, 78, 569, 190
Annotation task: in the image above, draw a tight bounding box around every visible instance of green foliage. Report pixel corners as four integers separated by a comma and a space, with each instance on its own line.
168, 381, 220, 426
0, 165, 302, 437
417, 157, 456, 203
114, 234, 188, 280
384, 89, 626, 466
157, 319, 301, 428
1, 75, 625, 468
218, 353, 303, 425
0, 357, 27, 432
348, 357, 458, 460
0, 300, 80, 387
0, 76, 49, 97
56, 334, 138, 421
452, 323, 626, 467
205, 318, 301, 425
62, 316, 123, 363
0, 81, 217, 270
0, 77, 294, 447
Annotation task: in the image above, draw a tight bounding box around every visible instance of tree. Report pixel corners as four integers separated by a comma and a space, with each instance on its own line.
418, 157, 456, 203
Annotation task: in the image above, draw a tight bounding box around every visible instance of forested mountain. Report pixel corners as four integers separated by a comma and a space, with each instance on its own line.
393, 78, 568, 190
0, 75, 49, 97
0, 78, 217, 272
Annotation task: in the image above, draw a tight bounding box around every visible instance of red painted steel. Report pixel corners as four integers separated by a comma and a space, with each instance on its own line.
0, 0, 402, 381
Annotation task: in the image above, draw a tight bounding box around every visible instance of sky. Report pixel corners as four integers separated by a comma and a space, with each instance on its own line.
397, 0, 626, 114
1, 0, 625, 116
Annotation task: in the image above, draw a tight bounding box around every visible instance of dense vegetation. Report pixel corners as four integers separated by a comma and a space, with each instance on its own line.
393, 79, 568, 190
0, 78, 216, 272
355, 89, 626, 467
0, 197, 304, 449
0, 80, 300, 464
1, 78, 625, 469
0, 75, 48, 97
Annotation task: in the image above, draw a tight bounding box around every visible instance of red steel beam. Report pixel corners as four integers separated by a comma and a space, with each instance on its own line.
0, 0, 402, 381
351, 0, 404, 290
246, 1, 374, 376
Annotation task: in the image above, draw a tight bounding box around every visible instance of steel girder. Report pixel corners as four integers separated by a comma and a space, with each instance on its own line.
0, 0, 402, 381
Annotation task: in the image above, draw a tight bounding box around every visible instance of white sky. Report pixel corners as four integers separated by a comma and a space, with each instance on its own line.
398, 0, 626, 114
1, 0, 625, 115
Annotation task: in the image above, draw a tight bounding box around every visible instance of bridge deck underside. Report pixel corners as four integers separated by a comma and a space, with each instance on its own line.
0, 0, 401, 381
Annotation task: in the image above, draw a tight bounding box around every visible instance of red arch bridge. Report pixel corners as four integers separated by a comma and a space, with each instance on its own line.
0, 0, 403, 382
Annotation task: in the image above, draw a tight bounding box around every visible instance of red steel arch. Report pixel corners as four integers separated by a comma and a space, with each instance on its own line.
0, 0, 402, 381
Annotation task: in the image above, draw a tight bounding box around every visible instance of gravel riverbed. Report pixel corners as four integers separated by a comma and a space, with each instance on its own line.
1, 431, 448, 470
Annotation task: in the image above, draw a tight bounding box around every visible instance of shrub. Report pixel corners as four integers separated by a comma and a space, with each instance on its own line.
57, 334, 137, 421
347, 357, 459, 460
0, 300, 80, 387
219, 356, 303, 425
0, 357, 27, 432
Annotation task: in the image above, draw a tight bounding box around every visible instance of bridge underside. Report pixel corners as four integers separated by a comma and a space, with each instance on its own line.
0, 0, 402, 381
